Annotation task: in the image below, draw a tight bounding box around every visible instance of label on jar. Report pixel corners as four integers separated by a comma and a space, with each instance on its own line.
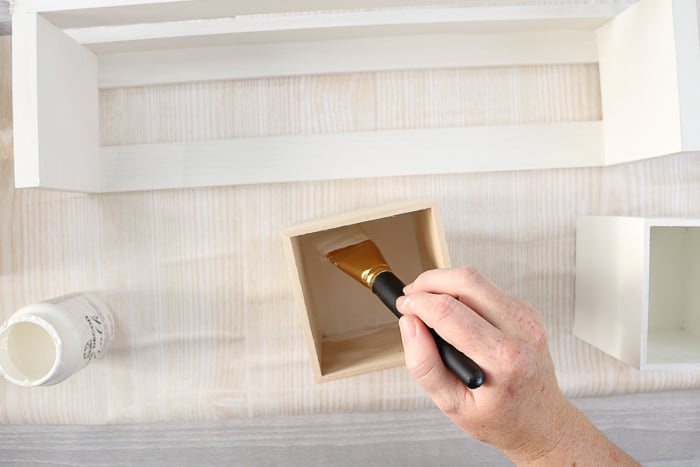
46, 293, 115, 361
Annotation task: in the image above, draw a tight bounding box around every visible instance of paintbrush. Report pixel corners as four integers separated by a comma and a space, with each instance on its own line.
319, 226, 484, 389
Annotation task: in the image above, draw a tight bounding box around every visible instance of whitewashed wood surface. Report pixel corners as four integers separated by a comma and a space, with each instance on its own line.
2, 0, 700, 424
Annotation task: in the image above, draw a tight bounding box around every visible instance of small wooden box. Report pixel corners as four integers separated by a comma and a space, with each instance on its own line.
283, 199, 450, 382
574, 216, 700, 370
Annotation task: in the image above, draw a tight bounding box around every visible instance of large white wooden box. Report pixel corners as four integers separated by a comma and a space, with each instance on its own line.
10, 0, 700, 192
574, 216, 700, 371
282, 199, 450, 382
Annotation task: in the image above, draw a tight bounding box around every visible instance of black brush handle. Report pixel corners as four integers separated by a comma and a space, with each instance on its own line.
372, 271, 485, 389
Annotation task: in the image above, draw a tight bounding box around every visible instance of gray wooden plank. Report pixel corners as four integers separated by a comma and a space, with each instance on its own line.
0, 390, 698, 467
0, 1, 9, 36
1, 410, 510, 467
573, 390, 700, 467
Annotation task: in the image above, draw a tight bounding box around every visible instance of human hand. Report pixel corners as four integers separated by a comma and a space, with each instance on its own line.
396, 267, 638, 465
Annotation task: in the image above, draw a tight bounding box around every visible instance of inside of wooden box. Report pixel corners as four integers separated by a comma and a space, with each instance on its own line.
647, 226, 700, 365
295, 208, 444, 379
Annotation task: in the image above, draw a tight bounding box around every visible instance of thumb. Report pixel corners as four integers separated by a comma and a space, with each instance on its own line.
399, 314, 461, 396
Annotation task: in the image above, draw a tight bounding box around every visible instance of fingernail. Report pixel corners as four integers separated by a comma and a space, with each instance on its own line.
396, 295, 406, 310
399, 315, 417, 338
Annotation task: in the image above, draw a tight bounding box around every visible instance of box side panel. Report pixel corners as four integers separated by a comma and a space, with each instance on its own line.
96, 30, 598, 86
35, 14, 100, 192
32, 1, 628, 29
282, 199, 435, 238
282, 235, 324, 381
597, 0, 684, 165
672, 0, 700, 151
12, 11, 40, 188
688, 227, 700, 337
648, 227, 693, 333
574, 216, 645, 368
416, 202, 451, 270
319, 325, 403, 382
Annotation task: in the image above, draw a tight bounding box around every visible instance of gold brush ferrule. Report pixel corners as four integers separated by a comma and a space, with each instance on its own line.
325, 239, 391, 289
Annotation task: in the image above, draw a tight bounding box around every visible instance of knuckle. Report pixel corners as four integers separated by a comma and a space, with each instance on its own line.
498, 339, 519, 363
531, 308, 545, 327
510, 298, 548, 347
407, 354, 440, 385
430, 294, 458, 324
412, 269, 429, 285
519, 310, 548, 348
531, 324, 548, 350
515, 298, 545, 325
497, 339, 530, 379
455, 265, 484, 287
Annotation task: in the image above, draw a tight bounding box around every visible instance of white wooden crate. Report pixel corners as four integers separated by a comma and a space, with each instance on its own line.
574, 216, 700, 371
10, 0, 700, 192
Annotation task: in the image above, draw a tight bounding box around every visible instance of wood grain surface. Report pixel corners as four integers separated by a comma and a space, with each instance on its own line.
99, 64, 602, 145
2, 0, 700, 425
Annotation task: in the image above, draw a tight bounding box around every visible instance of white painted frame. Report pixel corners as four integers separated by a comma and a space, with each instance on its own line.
11, 0, 700, 192
574, 216, 700, 371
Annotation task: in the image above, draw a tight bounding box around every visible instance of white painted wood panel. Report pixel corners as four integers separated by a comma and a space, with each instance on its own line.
99, 122, 603, 192
23, 0, 632, 28
12, 12, 100, 191
574, 216, 648, 369
9, 9, 40, 187
67, 6, 622, 50
597, 0, 700, 166
96, 31, 598, 88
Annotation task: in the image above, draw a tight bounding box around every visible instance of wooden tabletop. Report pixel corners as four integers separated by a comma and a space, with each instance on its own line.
1, 2, 700, 424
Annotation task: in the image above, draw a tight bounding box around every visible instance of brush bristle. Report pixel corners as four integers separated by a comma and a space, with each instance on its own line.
316, 225, 371, 256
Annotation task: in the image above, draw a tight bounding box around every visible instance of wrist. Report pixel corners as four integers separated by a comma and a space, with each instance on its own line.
504, 399, 640, 467
501, 396, 579, 466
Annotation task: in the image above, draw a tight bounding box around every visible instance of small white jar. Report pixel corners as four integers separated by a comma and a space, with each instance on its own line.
0, 293, 115, 387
